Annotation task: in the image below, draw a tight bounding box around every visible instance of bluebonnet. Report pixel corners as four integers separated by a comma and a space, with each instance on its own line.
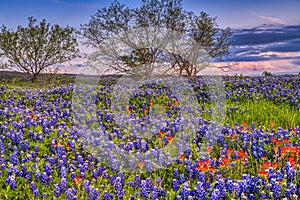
59, 166, 67, 178
43, 163, 52, 176
145, 178, 153, 191
140, 180, 149, 198
172, 179, 179, 191
179, 173, 185, 184
60, 177, 68, 192
66, 188, 77, 200
0, 140, 5, 154
4, 175, 17, 190
141, 139, 149, 152
9, 152, 19, 165
40, 172, 50, 185
88, 186, 100, 200
194, 182, 206, 199
173, 168, 179, 178
54, 183, 61, 197
134, 175, 141, 189
179, 182, 191, 198
102, 191, 113, 200
30, 186, 39, 197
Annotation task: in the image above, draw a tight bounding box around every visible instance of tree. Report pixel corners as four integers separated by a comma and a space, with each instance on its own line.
262, 71, 272, 76
0, 17, 79, 82
80, 0, 233, 78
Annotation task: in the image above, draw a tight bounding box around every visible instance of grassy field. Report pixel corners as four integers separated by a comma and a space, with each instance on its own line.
0, 72, 300, 199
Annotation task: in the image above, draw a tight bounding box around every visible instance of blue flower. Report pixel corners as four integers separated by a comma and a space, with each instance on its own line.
172, 179, 179, 191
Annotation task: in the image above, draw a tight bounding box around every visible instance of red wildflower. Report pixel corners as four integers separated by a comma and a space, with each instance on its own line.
263, 161, 271, 169
126, 105, 131, 113
144, 108, 148, 114
242, 122, 248, 127
158, 131, 165, 136
258, 170, 268, 178
270, 121, 275, 127
283, 138, 290, 144
237, 151, 246, 158
138, 162, 145, 168
149, 101, 154, 106
272, 163, 278, 169
271, 137, 277, 143
167, 136, 173, 142
275, 140, 282, 145
74, 176, 84, 184
226, 148, 233, 156
179, 154, 185, 161
206, 147, 213, 153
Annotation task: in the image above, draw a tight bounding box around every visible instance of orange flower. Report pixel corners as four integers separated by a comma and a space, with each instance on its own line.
144, 108, 148, 114
59, 143, 64, 147
66, 145, 71, 150
242, 122, 248, 127
258, 170, 268, 178
167, 136, 173, 142
226, 148, 233, 156
206, 147, 213, 153
175, 100, 179, 106
149, 101, 154, 106
205, 159, 210, 165
179, 154, 185, 161
28, 113, 33, 118
237, 151, 246, 158
126, 105, 131, 113
270, 121, 275, 127
209, 167, 216, 172
52, 143, 57, 147
196, 165, 203, 171
231, 135, 235, 142
74, 176, 84, 184
275, 140, 282, 145
283, 138, 290, 144
263, 161, 271, 169
272, 163, 278, 169
273, 146, 279, 152
158, 131, 165, 136
292, 128, 297, 133
138, 162, 145, 168
271, 137, 277, 143
221, 157, 231, 166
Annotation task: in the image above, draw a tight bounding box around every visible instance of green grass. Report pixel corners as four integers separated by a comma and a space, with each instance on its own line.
226, 99, 300, 129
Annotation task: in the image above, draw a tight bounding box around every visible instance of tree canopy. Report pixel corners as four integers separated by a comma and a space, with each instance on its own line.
0, 17, 79, 81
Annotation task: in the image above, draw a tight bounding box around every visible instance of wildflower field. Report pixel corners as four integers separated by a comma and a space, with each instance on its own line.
0, 74, 300, 199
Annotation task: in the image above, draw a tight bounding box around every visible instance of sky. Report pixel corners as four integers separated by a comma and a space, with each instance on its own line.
1, 0, 300, 75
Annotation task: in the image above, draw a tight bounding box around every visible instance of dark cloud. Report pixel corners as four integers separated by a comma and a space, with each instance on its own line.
292, 59, 300, 65
228, 24, 300, 62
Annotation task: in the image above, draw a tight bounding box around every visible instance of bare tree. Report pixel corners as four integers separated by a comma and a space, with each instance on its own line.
0, 17, 79, 82
80, 0, 234, 77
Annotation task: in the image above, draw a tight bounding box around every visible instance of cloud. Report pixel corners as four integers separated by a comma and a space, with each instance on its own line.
49, 0, 98, 8
251, 12, 287, 24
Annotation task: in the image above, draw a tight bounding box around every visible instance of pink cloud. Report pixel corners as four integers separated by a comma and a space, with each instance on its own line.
251, 12, 287, 24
